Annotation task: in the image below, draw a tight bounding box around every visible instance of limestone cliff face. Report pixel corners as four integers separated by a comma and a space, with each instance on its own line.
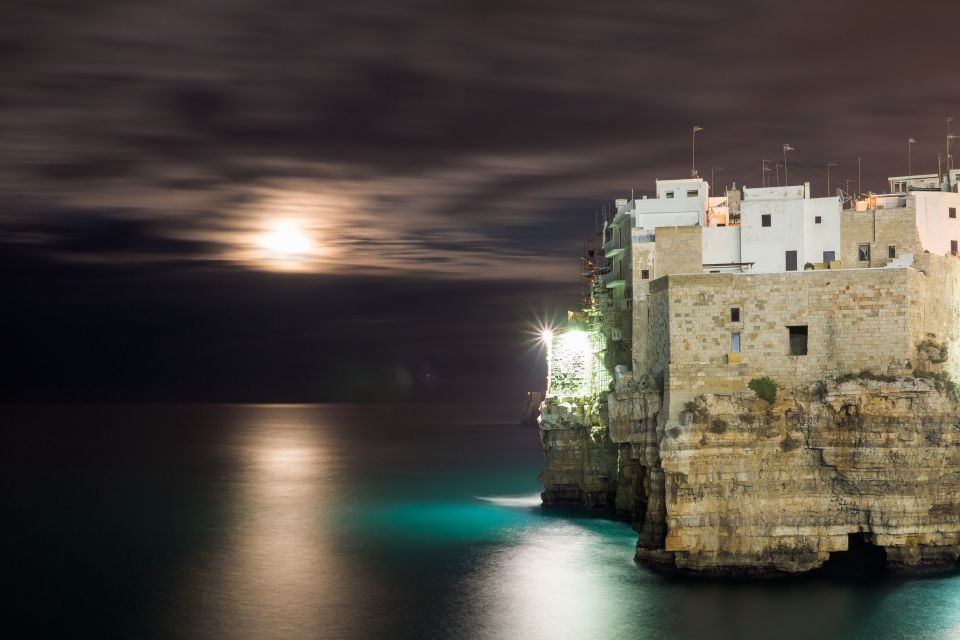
538, 397, 617, 509
539, 375, 960, 574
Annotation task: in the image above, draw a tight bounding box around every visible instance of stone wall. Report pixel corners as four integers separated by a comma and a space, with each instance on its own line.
909, 254, 960, 380
645, 278, 672, 385
633, 240, 655, 284
654, 226, 701, 278
655, 268, 918, 418
840, 204, 920, 267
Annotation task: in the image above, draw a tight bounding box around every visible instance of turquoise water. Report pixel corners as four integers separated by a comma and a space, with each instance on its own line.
4, 403, 960, 639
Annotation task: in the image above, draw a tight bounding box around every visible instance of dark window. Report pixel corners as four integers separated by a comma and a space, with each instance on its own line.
953, 240, 958, 256
687, 189, 698, 198
731, 333, 741, 353
823, 250, 836, 263
761, 214, 771, 227
785, 250, 798, 271
815, 216, 822, 224
788, 326, 808, 356
888, 245, 896, 259
641, 269, 650, 279
666, 191, 675, 199
731, 307, 740, 322
858, 244, 871, 262
950, 207, 956, 219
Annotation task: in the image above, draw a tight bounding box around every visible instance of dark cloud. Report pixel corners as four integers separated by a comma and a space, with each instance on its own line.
1, 0, 958, 400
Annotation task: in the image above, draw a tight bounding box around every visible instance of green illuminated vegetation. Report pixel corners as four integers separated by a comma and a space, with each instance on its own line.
748, 377, 777, 404
835, 370, 897, 383
917, 337, 949, 364
912, 370, 959, 401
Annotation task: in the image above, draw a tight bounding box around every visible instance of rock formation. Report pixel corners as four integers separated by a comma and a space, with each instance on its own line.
540, 372, 960, 575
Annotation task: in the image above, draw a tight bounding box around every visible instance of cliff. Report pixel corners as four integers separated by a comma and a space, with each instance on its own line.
540, 373, 960, 575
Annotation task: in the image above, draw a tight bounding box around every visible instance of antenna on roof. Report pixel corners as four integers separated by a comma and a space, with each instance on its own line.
691, 126, 703, 178
947, 117, 958, 188
711, 167, 723, 194
826, 163, 838, 198
782, 144, 794, 185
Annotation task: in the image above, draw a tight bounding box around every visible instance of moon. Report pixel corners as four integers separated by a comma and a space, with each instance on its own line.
260, 223, 312, 257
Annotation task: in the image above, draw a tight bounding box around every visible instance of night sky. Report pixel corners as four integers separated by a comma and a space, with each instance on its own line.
2, 0, 958, 403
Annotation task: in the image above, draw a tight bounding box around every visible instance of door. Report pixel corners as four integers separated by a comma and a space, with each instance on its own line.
785, 250, 798, 271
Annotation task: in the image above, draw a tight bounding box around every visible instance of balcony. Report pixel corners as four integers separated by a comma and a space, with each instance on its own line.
605, 274, 626, 289
603, 240, 624, 259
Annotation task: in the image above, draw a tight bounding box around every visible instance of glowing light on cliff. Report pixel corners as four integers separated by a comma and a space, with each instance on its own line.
548, 329, 594, 397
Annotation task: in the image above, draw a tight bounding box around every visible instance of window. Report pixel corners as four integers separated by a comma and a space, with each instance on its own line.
788, 325, 808, 356
731, 307, 740, 322
823, 250, 836, 263
641, 269, 649, 279
731, 333, 741, 353
687, 189, 698, 198
858, 244, 871, 262
950, 207, 956, 219
953, 240, 958, 256
785, 250, 798, 271
761, 214, 771, 227
888, 245, 896, 259
815, 216, 822, 224
666, 191, 675, 199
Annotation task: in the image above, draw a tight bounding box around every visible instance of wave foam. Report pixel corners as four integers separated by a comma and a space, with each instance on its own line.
476, 493, 543, 507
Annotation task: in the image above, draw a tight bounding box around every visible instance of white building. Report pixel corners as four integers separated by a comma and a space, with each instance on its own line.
911, 190, 960, 256
739, 183, 841, 273
888, 170, 960, 193
610, 172, 960, 296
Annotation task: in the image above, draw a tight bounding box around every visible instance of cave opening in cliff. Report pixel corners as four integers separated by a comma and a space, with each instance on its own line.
821, 532, 888, 580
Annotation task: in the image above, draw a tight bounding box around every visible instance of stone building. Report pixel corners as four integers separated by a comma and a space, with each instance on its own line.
539, 171, 960, 574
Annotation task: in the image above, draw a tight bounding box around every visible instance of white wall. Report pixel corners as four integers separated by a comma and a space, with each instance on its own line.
702, 227, 741, 266
743, 185, 806, 200
651, 179, 708, 225
633, 210, 700, 232
915, 192, 960, 256
655, 179, 708, 200
802, 197, 841, 264
739, 185, 840, 272
740, 189, 806, 273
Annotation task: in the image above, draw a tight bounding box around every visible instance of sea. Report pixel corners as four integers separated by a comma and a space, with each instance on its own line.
3, 403, 960, 640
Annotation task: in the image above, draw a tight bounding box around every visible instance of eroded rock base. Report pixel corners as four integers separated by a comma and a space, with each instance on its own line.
539, 375, 960, 576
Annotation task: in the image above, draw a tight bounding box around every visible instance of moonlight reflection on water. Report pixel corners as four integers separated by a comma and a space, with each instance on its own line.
5, 404, 960, 640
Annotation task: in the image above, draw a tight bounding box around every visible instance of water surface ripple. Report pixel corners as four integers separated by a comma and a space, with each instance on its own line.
3, 404, 960, 639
